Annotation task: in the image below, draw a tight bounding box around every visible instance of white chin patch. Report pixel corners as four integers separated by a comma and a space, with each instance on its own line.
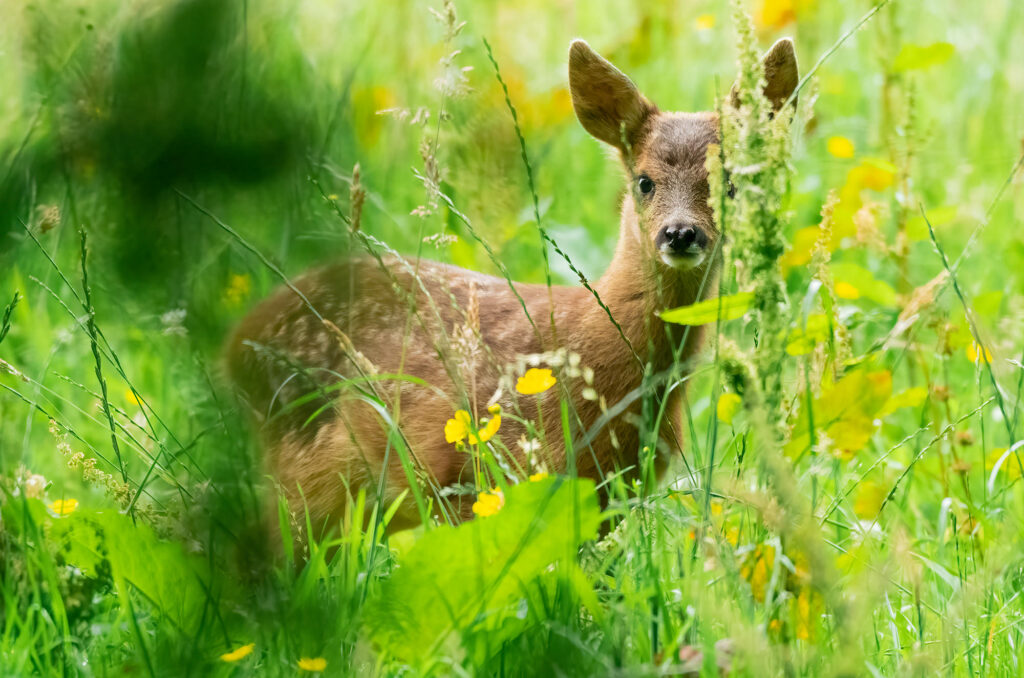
660, 248, 705, 270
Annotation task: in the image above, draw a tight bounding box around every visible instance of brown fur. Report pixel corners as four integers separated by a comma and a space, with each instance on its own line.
225, 39, 798, 536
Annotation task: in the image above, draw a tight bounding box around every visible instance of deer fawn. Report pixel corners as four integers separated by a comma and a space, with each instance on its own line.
226, 38, 798, 535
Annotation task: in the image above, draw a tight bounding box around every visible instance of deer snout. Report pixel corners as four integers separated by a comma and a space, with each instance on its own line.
659, 223, 708, 254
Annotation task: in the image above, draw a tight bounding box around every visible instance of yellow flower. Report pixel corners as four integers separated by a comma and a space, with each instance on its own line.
49, 498, 78, 517
529, 472, 549, 482
850, 160, 896, 192
834, 281, 860, 299
444, 409, 500, 445
516, 368, 557, 395
853, 481, 886, 519
827, 136, 855, 159
298, 657, 327, 672
124, 388, 141, 407
740, 543, 775, 603
472, 488, 504, 517
759, 0, 795, 28
445, 410, 470, 443
987, 448, 1022, 480
716, 392, 742, 424
224, 273, 252, 308
695, 14, 716, 30
471, 414, 501, 444
219, 644, 254, 662
966, 341, 992, 365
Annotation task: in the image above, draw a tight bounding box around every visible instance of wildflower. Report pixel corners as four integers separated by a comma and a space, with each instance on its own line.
853, 481, 886, 519
224, 273, 252, 308
826, 136, 855, 158
529, 472, 549, 482
966, 341, 992, 364
160, 308, 188, 337
516, 368, 557, 395
23, 473, 47, 499
125, 388, 141, 407
472, 488, 504, 517
220, 644, 254, 662
739, 543, 775, 602
518, 436, 540, 455
298, 657, 327, 672
36, 204, 61, 233
851, 160, 896, 191
444, 409, 500, 445
695, 14, 716, 30
444, 410, 469, 443
794, 589, 817, 640
716, 392, 742, 424
834, 281, 860, 299
987, 448, 1022, 480
49, 498, 78, 517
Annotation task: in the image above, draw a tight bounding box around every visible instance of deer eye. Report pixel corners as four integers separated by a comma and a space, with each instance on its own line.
638, 176, 654, 195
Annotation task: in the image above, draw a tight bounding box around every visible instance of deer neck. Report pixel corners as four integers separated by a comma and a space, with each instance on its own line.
592, 199, 713, 373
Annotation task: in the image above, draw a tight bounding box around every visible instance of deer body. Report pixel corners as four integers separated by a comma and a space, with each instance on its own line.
225, 39, 798, 533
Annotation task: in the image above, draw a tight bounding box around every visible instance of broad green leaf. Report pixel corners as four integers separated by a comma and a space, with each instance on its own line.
49, 509, 214, 631
660, 292, 753, 326
830, 262, 896, 306
892, 42, 955, 72
786, 369, 893, 457
364, 477, 601, 664
786, 314, 830, 356
879, 387, 929, 417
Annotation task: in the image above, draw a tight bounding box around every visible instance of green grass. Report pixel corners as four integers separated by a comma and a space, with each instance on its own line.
3, 0, 1024, 675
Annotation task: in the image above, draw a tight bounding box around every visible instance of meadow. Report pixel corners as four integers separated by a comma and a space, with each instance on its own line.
2, 0, 1024, 675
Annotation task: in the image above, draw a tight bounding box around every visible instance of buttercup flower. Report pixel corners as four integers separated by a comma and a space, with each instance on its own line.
716, 393, 742, 424
298, 657, 327, 671
695, 14, 716, 30
966, 341, 992, 364
444, 410, 470, 443
516, 368, 557, 395
49, 498, 78, 517
827, 136, 855, 159
220, 644, 254, 662
445, 409, 501, 445
529, 472, 549, 482
472, 488, 504, 517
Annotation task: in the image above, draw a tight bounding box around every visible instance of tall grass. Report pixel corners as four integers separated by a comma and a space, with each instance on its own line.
2, 0, 1024, 676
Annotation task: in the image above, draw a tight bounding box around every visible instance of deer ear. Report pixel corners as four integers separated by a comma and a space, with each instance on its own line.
569, 40, 655, 149
731, 38, 800, 112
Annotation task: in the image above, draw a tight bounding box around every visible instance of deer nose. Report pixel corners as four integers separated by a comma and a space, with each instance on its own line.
664, 224, 707, 253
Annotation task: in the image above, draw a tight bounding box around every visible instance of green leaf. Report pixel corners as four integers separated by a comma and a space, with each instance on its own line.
786, 369, 893, 457
49, 509, 215, 631
364, 477, 601, 664
660, 292, 753, 326
892, 42, 955, 72
879, 386, 929, 417
831, 262, 897, 306
786, 314, 831, 356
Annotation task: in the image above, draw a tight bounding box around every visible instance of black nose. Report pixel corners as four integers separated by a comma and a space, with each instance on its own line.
664, 224, 707, 253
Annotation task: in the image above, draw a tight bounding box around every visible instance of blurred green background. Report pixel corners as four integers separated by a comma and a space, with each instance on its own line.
3, 0, 1024, 674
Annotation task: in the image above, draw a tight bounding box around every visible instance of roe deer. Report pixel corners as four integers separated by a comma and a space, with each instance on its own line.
225, 38, 798, 535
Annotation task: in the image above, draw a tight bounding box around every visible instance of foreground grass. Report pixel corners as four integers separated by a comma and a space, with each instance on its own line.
2, 0, 1024, 675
